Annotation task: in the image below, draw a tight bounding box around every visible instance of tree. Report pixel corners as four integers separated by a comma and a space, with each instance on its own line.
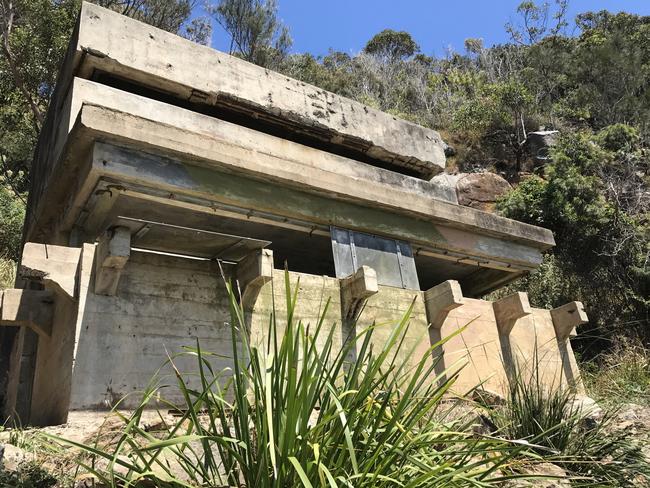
0, 0, 202, 264
363, 29, 419, 61
497, 131, 649, 351
209, 0, 291, 68
505, 0, 569, 45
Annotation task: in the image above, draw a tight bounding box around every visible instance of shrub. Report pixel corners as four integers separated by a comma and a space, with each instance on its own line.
583, 337, 650, 405
50, 272, 534, 487
486, 364, 650, 486
0, 181, 25, 261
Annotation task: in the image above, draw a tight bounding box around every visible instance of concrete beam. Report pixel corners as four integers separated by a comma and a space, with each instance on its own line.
340, 266, 379, 320
0, 289, 55, 337
551, 301, 588, 341
236, 249, 274, 309
19, 243, 82, 298
94, 226, 131, 296
493, 292, 532, 335
424, 280, 464, 329
70, 2, 446, 178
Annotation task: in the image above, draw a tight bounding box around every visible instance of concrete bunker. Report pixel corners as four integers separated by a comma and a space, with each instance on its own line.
0, 2, 586, 426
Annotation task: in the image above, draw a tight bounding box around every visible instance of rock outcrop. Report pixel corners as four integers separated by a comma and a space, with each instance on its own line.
456, 173, 512, 212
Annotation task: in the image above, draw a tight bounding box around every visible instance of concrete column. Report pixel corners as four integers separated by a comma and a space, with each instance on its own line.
236, 249, 274, 310
94, 226, 131, 296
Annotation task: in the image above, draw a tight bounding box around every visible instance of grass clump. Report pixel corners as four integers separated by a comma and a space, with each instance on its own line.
49, 272, 534, 487
583, 338, 650, 406
485, 366, 650, 487
0, 461, 59, 488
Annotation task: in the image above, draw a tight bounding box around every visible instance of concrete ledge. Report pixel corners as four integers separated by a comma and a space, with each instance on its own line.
551, 301, 588, 341
69, 3, 446, 178
424, 280, 464, 329
340, 266, 379, 320
20, 243, 82, 298
0, 289, 55, 337
493, 292, 532, 335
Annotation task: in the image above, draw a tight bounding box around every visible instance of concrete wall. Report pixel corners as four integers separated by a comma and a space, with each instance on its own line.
434, 298, 584, 397
4, 242, 587, 425
69, 250, 238, 410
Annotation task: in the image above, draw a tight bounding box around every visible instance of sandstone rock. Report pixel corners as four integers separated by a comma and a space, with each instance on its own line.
471, 387, 506, 407
0, 443, 35, 472
456, 172, 512, 212
504, 462, 570, 487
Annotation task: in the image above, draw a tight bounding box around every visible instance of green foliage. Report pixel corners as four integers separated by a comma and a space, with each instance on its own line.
209, 0, 291, 68
497, 129, 649, 351
0, 179, 25, 261
0, 256, 17, 288
583, 338, 650, 405
487, 365, 650, 486
596, 123, 640, 152
0, 461, 60, 488
363, 29, 420, 61
49, 273, 535, 487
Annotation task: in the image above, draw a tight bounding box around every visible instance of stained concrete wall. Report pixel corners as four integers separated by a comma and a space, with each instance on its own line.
68, 250, 238, 410
4, 242, 586, 424
433, 298, 584, 397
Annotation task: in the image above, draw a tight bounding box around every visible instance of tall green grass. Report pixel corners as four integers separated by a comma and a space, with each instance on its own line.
50, 272, 534, 487
485, 362, 650, 487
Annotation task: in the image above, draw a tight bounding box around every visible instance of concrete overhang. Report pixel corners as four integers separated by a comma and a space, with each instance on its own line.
26, 77, 554, 296
51, 2, 447, 180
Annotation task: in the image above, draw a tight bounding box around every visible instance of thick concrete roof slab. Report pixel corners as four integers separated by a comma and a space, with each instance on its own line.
61, 2, 446, 178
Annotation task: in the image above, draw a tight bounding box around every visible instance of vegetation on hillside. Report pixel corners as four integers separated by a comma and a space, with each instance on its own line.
0, 1, 647, 357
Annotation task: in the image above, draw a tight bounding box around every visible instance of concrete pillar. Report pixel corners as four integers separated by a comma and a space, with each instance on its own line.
94, 226, 131, 296
236, 249, 274, 310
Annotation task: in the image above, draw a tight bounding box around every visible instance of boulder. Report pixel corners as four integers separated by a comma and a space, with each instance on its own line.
456, 172, 512, 212
525, 130, 559, 163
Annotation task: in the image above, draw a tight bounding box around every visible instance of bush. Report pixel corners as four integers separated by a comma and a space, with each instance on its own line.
583, 338, 650, 405
486, 364, 650, 486
50, 272, 535, 487
0, 181, 25, 261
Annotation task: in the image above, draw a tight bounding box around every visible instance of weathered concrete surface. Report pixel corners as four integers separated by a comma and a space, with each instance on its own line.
20, 243, 82, 297
70, 250, 239, 410
431, 290, 586, 396
0, 290, 54, 337
64, 3, 446, 179
2, 242, 588, 423
94, 226, 131, 296
424, 280, 464, 330
26, 84, 552, 269
340, 266, 378, 320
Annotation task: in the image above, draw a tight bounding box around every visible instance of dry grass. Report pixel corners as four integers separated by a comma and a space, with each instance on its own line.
0, 255, 17, 289
583, 337, 650, 406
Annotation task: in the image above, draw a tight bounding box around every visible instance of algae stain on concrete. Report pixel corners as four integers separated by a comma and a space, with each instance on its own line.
184, 164, 447, 245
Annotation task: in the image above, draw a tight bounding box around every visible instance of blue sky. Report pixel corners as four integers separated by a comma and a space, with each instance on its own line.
202, 0, 650, 57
